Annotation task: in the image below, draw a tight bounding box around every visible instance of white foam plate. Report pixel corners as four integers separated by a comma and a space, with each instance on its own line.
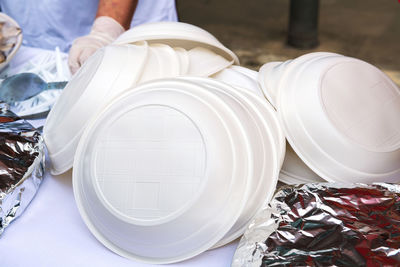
230, 65, 259, 81
258, 61, 283, 107
136, 45, 162, 83
237, 88, 286, 168
44, 43, 148, 175
149, 44, 180, 77
173, 47, 189, 75
73, 79, 252, 264
187, 47, 233, 77
181, 77, 280, 247
277, 53, 400, 183
114, 21, 239, 65
212, 66, 264, 97
257, 53, 338, 184
258, 52, 340, 108
137, 44, 180, 84
279, 143, 325, 184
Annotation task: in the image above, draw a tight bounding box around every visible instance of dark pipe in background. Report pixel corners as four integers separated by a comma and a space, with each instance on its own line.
288, 0, 320, 49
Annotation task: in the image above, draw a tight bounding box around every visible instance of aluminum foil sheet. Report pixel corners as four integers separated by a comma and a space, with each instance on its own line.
233, 183, 400, 267
0, 102, 44, 235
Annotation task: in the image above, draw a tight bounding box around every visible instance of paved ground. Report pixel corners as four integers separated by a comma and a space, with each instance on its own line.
177, 0, 400, 85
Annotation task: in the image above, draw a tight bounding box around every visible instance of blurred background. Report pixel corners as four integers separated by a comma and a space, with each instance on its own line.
177, 0, 400, 84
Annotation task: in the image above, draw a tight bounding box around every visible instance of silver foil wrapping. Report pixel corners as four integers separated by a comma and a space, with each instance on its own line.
233, 183, 400, 267
0, 102, 44, 235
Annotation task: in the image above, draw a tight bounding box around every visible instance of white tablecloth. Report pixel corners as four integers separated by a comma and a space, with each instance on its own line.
0, 163, 238, 267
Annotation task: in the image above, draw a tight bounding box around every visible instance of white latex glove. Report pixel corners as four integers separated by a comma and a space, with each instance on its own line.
68, 16, 125, 74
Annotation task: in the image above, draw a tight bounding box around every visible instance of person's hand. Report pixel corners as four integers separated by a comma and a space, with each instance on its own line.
68, 16, 125, 74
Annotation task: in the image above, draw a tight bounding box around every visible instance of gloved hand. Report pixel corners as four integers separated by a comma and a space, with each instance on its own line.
68, 16, 125, 74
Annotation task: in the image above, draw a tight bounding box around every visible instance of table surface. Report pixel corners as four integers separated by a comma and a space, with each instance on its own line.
0, 162, 238, 267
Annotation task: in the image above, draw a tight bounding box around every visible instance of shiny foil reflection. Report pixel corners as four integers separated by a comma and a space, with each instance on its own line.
0, 103, 44, 235
233, 183, 400, 267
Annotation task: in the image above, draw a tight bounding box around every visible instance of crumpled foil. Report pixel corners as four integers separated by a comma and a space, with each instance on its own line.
233, 183, 400, 267
0, 102, 44, 235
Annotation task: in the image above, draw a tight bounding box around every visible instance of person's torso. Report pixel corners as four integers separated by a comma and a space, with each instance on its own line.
0, 0, 177, 52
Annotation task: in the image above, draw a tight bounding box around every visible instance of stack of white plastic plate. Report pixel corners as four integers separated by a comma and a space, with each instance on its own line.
258, 52, 400, 183
44, 22, 239, 175
113, 21, 239, 65
116, 21, 236, 77
72, 78, 281, 263
209, 66, 286, 169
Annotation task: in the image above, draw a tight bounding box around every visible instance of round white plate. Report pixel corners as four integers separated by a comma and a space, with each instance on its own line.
279, 143, 325, 184
258, 52, 340, 108
230, 65, 259, 81
73, 79, 252, 263
173, 47, 189, 75
212, 66, 264, 97
277, 54, 400, 183
149, 44, 180, 77
237, 87, 286, 168
44, 43, 148, 175
258, 61, 282, 107
186, 47, 233, 77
